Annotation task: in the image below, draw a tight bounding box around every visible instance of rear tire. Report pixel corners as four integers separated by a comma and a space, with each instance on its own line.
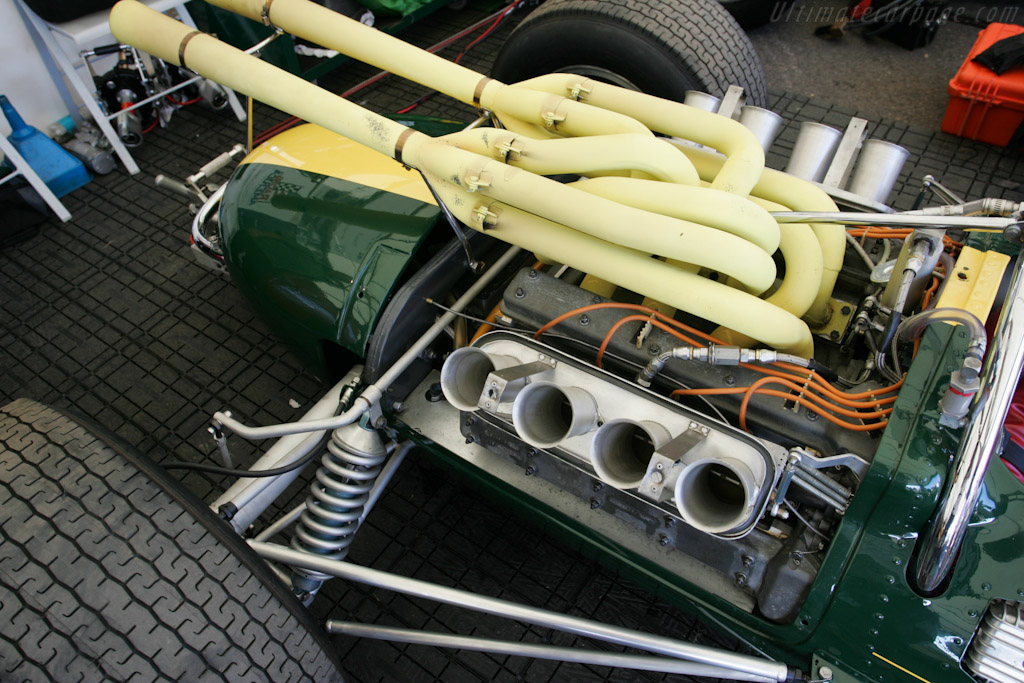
492, 0, 768, 107
0, 398, 343, 682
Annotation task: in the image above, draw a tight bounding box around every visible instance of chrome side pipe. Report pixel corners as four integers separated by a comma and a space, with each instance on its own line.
324, 621, 778, 682
249, 541, 795, 682
912, 250, 1024, 594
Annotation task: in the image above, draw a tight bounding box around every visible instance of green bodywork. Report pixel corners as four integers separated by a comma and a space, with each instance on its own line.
219, 163, 440, 374
402, 325, 1024, 681
221, 119, 1024, 680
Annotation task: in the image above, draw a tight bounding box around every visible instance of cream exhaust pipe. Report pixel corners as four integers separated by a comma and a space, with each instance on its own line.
109, 0, 817, 354
846, 139, 909, 205
784, 122, 842, 183
512, 382, 598, 449
591, 419, 671, 490
440, 347, 521, 412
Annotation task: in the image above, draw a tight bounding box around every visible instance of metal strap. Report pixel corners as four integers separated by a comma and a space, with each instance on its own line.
473, 77, 493, 109
261, 0, 276, 27
178, 31, 201, 69
394, 129, 415, 164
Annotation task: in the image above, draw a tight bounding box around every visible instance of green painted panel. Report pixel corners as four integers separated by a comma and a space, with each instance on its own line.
220, 162, 440, 375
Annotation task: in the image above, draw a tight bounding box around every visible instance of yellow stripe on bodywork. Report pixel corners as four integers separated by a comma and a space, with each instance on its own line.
936, 246, 1010, 322
240, 123, 437, 205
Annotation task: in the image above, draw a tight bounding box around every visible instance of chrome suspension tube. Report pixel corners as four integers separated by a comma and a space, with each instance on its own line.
324, 621, 777, 681
212, 246, 522, 440
249, 541, 795, 681
912, 253, 1024, 594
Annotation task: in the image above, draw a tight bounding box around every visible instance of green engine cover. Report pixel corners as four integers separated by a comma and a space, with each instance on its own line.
218, 121, 459, 375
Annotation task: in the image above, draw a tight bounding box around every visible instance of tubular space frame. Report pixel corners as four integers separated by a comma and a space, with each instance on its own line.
251, 541, 793, 682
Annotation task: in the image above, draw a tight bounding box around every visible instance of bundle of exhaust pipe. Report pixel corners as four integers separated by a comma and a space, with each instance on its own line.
107, 0, 884, 358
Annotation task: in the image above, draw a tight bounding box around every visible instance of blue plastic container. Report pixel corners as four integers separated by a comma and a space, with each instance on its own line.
2, 95, 90, 197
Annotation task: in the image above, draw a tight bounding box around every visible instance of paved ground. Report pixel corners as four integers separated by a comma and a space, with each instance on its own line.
747, 0, 1021, 129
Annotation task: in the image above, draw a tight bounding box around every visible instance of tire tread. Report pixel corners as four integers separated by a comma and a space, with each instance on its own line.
0, 399, 342, 683
494, 0, 767, 106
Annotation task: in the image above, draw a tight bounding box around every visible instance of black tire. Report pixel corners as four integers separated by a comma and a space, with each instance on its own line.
491, 0, 768, 108
719, 0, 789, 29
0, 399, 343, 682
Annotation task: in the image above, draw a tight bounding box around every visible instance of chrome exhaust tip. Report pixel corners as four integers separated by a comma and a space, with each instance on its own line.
785, 121, 842, 183
674, 456, 758, 536
512, 381, 598, 449
591, 419, 670, 490
440, 347, 518, 412
738, 105, 784, 153
847, 139, 910, 204
683, 90, 721, 113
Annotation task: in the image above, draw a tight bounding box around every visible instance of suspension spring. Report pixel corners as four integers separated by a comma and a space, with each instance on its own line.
291, 417, 387, 591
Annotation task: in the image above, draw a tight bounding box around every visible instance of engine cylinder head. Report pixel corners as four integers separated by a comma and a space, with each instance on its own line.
440, 347, 518, 411
512, 381, 598, 449
785, 121, 842, 183
591, 419, 670, 489
674, 456, 758, 536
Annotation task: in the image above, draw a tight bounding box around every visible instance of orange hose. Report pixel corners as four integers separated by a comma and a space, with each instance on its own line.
471, 302, 503, 343
737, 377, 889, 433
540, 302, 903, 402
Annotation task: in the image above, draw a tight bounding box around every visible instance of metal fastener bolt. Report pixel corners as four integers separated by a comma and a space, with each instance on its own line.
391, 401, 404, 413
830, 330, 840, 340
514, 287, 526, 298
579, 314, 590, 326
724, 375, 736, 386
593, 482, 604, 492
806, 411, 819, 421
527, 448, 538, 458
651, 471, 664, 484
590, 498, 601, 509
524, 465, 536, 476
735, 573, 747, 586
664, 516, 675, 528
528, 269, 539, 279
465, 435, 475, 444
841, 305, 852, 315
658, 534, 670, 546
465, 416, 476, 427
742, 555, 754, 568
648, 344, 660, 355
818, 666, 833, 681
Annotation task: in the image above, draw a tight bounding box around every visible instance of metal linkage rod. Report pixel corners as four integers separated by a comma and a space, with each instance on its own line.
324, 621, 777, 682
249, 542, 795, 681
213, 246, 522, 440
770, 211, 1014, 230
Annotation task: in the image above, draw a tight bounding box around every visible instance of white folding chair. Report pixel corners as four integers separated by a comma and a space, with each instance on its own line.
0, 135, 72, 222
15, 0, 247, 176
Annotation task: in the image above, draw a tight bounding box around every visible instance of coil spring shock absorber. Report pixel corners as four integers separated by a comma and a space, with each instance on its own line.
290, 414, 388, 598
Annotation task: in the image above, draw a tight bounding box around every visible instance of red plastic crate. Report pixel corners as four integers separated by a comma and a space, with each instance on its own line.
942, 22, 1024, 147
